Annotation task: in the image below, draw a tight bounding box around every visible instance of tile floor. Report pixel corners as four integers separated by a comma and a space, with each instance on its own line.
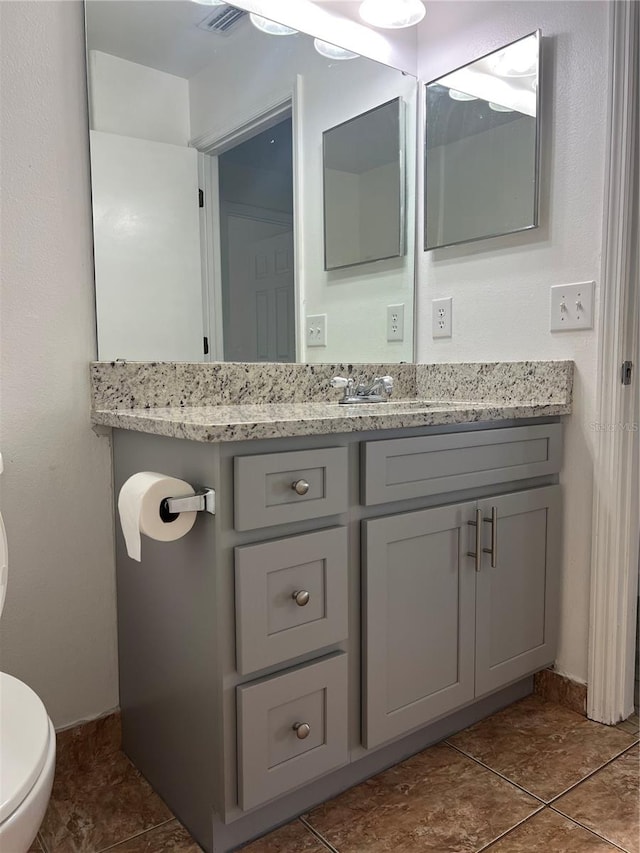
30, 697, 639, 853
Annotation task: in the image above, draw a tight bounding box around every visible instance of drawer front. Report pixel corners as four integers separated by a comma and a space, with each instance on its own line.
362, 424, 562, 506
237, 653, 348, 811
235, 527, 349, 675
235, 447, 348, 531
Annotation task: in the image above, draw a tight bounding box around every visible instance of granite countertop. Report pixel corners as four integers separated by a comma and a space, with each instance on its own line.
90, 360, 573, 443
91, 398, 571, 443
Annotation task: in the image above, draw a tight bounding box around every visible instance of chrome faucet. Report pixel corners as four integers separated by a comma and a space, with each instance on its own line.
331, 375, 394, 404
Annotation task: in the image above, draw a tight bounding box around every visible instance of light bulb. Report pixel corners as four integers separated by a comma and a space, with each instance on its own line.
249, 13, 298, 36
488, 102, 514, 113
314, 39, 359, 60
448, 89, 478, 102
359, 0, 425, 29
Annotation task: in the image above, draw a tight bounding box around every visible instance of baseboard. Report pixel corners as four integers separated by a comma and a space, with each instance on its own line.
534, 668, 587, 716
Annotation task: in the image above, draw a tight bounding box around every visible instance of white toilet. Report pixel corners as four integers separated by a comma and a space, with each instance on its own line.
0, 454, 56, 852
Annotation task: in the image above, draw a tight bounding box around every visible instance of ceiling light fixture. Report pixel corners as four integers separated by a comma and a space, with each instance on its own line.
249, 13, 298, 35
359, 0, 425, 29
448, 89, 478, 102
488, 102, 514, 113
314, 39, 359, 60
190, 0, 226, 5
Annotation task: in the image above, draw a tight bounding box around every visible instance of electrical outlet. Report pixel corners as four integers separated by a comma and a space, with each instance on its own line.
306, 314, 327, 347
432, 297, 452, 338
550, 282, 594, 331
387, 304, 405, 341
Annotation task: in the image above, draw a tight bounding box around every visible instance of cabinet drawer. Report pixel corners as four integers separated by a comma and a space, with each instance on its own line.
235, 527, 348, 675
237, 653, 348, 811
235, 447, 348, 531
362, 424, 562, 506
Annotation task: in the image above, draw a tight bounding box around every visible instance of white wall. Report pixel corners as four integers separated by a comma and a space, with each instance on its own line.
0, 1, 118, 728
416, 0, 610, 684
89, 50, 190, 146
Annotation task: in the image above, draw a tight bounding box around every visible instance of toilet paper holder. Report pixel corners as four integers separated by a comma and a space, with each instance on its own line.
160, 487, 216, 522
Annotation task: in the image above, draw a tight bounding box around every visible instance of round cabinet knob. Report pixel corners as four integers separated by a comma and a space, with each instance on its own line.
292, 590, 310, 607
293, 722, 311, 739
291, 479, 310, 496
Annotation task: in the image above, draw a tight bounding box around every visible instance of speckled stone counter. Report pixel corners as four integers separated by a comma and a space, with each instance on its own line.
90, 360, 573, 443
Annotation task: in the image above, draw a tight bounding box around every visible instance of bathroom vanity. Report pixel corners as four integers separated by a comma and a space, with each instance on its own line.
92, 360, 572, 853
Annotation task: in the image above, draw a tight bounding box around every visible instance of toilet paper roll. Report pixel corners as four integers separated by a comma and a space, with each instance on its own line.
118, 472, 197, 562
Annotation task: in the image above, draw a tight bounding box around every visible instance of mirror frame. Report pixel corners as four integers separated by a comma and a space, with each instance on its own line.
424, 30, 542, 252
322, 96, 405, 271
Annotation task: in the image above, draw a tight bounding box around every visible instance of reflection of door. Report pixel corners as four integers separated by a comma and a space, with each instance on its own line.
90, 130, 203, 361
224, 214, 294, 362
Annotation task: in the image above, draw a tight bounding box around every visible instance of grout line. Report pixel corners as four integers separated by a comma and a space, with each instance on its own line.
445, 735, 639, 806
546, 739, 640, 806
95, 817, 177, 852
473, 804, 545, 852
300, 816, 341, 853
444, 741, 547, 804
37, 832, 49, 853
547, 807, 632, 853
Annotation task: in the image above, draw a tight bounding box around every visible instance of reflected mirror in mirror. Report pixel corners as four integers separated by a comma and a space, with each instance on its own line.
425, 31, 540, 250
85, 1, 416, 364
323, 98, 403, 270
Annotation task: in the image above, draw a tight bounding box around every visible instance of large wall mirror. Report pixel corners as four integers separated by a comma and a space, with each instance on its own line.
425, 31, 541, 251
85, 1, 416, 364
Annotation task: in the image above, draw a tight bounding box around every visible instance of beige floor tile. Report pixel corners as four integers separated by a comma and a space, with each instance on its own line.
482, 808, 619, 852
39, 748, 173, 853
240, 820, 331, 852
448, 695, 636, 801
103, 819, 202, 852
305, 742, 539, 853
554, 744, 639, 853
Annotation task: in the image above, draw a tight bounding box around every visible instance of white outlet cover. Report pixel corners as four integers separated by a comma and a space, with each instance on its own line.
387, 304, 405, 342
432, 297, 452, 338
550, 281, 594, 331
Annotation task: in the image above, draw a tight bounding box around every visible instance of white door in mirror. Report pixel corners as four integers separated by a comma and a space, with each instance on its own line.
550, 282, 594, 331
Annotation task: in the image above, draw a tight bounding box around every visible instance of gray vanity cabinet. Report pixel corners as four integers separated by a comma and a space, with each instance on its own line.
475, 486, 561, 696
363, 484, 562, 749
112, 419, 563, 853
362, 502, 477, 749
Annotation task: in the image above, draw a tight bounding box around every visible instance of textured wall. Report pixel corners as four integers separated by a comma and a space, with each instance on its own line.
0, 1, 118, 727
416, 1, 611, 684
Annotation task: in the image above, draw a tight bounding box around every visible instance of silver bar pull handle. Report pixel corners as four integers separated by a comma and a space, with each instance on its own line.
467, 508, 483, 572
483, 506, 498, 568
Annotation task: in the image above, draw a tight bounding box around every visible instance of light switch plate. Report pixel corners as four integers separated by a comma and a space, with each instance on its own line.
306, 314, 327, 347
550, 282, 594, 331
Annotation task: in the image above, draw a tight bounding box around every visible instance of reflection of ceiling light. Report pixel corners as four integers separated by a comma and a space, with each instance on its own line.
488, 102, 514, 112
359, 0, 425, 29
448, 89, 478, 102
191, 0, 226, 5
249, 13, 298, 35
488, 38, 537, 77
314, 39, 359, 60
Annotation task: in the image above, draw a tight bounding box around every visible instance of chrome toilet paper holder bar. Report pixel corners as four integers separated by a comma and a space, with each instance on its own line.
161, 487, 216, 520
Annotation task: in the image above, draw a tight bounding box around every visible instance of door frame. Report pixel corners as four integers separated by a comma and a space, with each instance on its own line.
191, 85, 303, 361
588, 0, 639, 724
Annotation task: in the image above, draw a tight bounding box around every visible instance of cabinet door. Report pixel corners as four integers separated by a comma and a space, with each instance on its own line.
363, 502, 477, 749
475, 485, 561, 696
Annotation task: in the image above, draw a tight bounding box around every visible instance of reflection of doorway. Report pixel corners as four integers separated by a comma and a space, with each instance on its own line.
218, 118, 295, 362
